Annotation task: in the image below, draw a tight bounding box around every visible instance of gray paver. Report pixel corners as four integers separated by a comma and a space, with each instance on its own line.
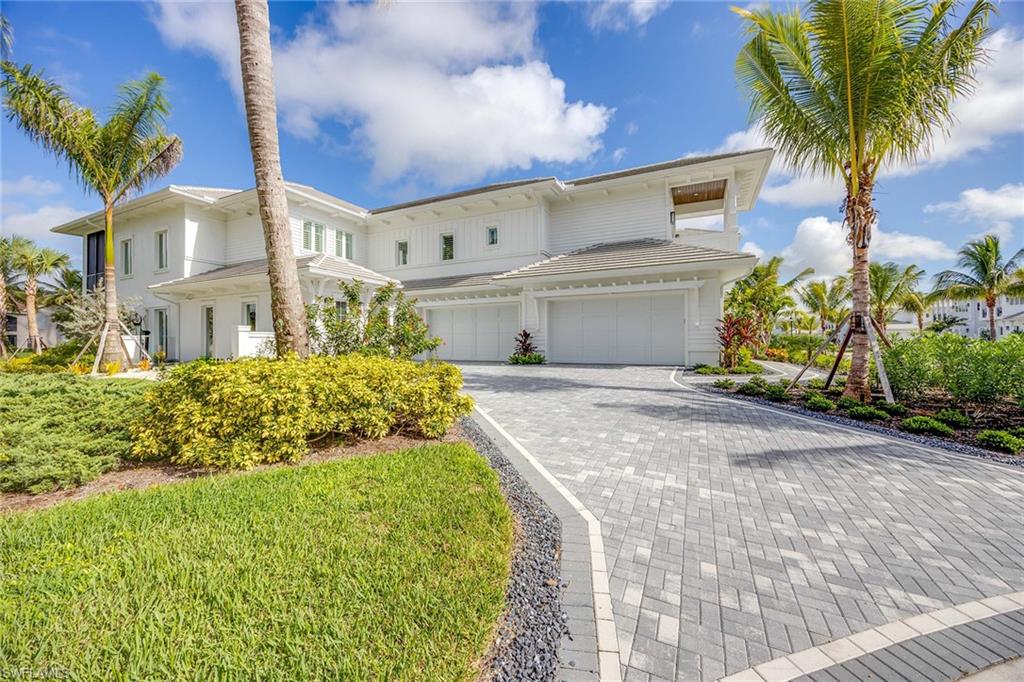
462, 364, 1024, 681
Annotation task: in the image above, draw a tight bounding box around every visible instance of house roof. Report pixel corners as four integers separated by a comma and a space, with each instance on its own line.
150, 254, 392, 291
566, 149, 774, 186
400, 271, 506, 292
369, 178, 554, 215
493, 238, 756, 281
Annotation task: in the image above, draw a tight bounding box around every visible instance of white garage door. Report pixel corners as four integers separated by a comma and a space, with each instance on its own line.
428, 304, 519, 361
548, 294, 686, 365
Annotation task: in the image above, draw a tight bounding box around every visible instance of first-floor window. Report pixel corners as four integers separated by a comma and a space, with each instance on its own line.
120, 238, 133, 276
242, 302, 257, 332
396, 240, 409, 266
152, 308, 168, 354
486, 225, 499, 246
335, 299, 347, 320
441, 233, 454, 261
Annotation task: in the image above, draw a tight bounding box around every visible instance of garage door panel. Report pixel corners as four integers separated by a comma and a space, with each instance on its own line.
549, 294, 685, 365
427, 304, 519, 361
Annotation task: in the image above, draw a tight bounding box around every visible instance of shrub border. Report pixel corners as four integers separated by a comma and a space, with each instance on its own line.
699, 386, 1024, 469
459, 417, 571, 680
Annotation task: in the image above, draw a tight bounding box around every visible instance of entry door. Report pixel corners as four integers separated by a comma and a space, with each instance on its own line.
548, 294, 686, 365
202, 305, 215, 358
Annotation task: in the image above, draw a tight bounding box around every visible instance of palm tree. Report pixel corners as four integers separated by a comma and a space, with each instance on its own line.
234, 0, 310, 357
12, 242, 69, 354
727, 256, 813, 351
867, 262, 924, 335
932, 235, 1024, 341
900, 287, 929, 332
797, 278, 849, 334
0, 235, 29, 357
733, 0, 992, 400
0, 13, 13, 59
1, 66, 182, 364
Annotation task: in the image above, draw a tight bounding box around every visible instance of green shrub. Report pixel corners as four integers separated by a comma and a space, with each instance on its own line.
0, 374, 149, 493
933, 409, 972, 428
132, 355, 474, 469
900, 416, 955, 437
836, 396, 861, 410
882, 336, 935, 400
729, 361, 764, 375
806, 377, 827, 390
737, 381, 766, 396
763, 384, 790, 401
695, 364, 727, 375
508, 352, 545, 365
0, 342, 92, 374
975, 430, 1024, 454
712, 378, 735, 390
804, 393, 836, 412
846, 405, 889, 421
1009, 426, 1024, 439
763, 347, 788, 362
771, 333, 826, 356
878, 402, 909, 417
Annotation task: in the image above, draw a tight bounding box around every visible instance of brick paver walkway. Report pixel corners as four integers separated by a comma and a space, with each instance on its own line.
460, 364, 1024, 682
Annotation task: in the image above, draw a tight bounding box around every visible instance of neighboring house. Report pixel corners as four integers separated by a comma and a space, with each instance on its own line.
50, 148, 772, 365
4, 310, 63, 351
925, 295, 1024, 339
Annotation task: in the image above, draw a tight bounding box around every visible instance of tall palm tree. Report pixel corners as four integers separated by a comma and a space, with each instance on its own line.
932, 235, 1024, 340
0, 235, 29, 357
797, 278, 849, 334
733, 0, 992, 400
1, 66, 182, 364
868, 262, 924, 334
12, 242, 69, 354
234, 0, 310, 357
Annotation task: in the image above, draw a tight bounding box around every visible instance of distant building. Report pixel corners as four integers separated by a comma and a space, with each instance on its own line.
925, 295, 1024, 339
4, 310, 64, 351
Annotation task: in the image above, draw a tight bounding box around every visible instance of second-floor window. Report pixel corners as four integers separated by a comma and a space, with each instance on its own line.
335, 231, 354, 259
314, 224, 325, 252
396, 240, 409, 266
303, 221, 312, 250
302, 220, 325, 252
486, 226, 499, 246
120, 238, 133, 276
441, 233, 454, 261
155, 229, 169, 271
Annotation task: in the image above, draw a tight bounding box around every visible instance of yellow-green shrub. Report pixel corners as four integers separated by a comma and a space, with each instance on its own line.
132, 355, 474, 468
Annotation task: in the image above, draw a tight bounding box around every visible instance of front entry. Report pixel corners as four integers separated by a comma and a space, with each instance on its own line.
428, 304, 519, 361
547, 293, 686, 365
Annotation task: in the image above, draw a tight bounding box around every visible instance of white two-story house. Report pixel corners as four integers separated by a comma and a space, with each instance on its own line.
51, 148, 771, 366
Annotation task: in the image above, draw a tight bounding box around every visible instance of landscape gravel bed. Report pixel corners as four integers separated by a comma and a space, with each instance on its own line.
460, 417, 569, 681
701, 387, 1024, 468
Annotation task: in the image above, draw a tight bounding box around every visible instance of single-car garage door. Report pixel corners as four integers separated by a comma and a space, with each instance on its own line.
548, 294, 686, 365
428, 304, 519, 361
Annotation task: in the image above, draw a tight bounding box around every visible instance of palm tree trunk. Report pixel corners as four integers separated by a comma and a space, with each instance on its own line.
25, 277, 41, 354
0, 272, 6, 357
988, 298, 997, 340
844, 175, 875, 403
101, 202, 124, 365
916, 312, 924, 331
235, 0, 310, 358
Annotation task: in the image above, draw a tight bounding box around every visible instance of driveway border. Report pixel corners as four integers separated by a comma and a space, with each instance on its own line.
473, 406, 623, 682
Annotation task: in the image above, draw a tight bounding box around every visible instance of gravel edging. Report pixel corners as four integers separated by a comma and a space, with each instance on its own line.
461, 416, 569, 681
699, 386, 1024, 468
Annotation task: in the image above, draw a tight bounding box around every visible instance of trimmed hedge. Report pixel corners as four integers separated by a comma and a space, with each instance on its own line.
900, 416, 955, 437
934, 409, 972, 428
846, 405, 889, 421
132, 355, 474, 468
976, 430, 1024, 454
804, 393, 835, 412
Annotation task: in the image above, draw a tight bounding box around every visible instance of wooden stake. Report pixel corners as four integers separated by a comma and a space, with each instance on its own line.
825, 324, 853, 391
866, 321, 895, 404
92, 323, 108, 375
786, 313, 850, 392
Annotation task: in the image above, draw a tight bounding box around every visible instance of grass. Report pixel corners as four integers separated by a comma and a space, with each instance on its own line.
0, 443, 513, 679
0, 374, 151, 493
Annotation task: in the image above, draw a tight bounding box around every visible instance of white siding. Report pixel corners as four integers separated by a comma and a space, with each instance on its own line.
224, 215, 265, 263
184, 205, 227, 276
369, 206, 540, 279
289, 206, 367, 263
548, 186, 669, 254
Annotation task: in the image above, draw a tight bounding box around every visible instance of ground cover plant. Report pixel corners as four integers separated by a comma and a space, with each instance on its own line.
133, 354, 474, 468
0, 374, 149, 493
0, 443, 512, 679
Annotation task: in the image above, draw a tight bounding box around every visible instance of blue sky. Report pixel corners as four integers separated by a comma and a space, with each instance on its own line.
2, 0, 1022, 280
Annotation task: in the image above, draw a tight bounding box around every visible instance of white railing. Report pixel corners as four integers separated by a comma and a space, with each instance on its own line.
232, 326, 275, 358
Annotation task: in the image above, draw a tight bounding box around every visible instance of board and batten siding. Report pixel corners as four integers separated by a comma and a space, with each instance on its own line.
548, 187, 669, 254
222, 203, 367, 266
368, 206, 540, 279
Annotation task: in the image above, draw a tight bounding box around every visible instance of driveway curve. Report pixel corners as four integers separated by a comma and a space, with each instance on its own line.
460, 364, 1024, 682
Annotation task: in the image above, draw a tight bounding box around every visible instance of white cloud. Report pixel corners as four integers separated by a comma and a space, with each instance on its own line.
152, 1, 611, 187
1, 204, 87, 249
0, 176, 61, 198
740, 241, 764, 259
611, 147, 628, 163
625, 121, 638, 136
584, 0, 670, 32
925, 183, 1024, 222
707, 28, 1024, 208
780, 216, 954, 278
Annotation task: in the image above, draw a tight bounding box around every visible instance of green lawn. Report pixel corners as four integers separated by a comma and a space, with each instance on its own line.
0, 444, 512, 679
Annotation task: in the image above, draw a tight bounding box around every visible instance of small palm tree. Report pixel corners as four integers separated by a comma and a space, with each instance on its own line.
900, 287, 929, 332
932, 235, 1024, 341
0, 235, 30, 356
868, 262, 925, 335
733, 0, 992, 400
1, 66, 182, 364
726, 256, 813, 351
12, 241, 69, 354
798, 278, 849, 334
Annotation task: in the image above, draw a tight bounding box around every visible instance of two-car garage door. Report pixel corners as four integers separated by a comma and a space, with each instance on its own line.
547, 294, 686, 365
429, 305, 519, 361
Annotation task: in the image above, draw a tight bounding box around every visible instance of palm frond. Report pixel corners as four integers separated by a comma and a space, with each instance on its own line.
114, 135, 183, 203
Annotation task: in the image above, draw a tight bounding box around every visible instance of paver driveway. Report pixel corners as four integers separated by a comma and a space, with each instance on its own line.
461, 364, 1024, 682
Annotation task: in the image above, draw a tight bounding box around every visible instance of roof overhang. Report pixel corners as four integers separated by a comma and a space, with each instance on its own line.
493, 255, 757, 287
50, 186, 222, 236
